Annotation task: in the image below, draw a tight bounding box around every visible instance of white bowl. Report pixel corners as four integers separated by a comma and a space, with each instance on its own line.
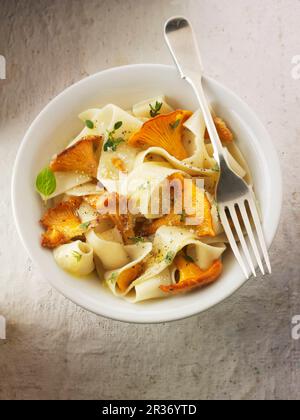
11, 64, 282, 323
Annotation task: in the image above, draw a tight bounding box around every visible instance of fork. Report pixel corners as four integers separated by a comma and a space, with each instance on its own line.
164, 16, 271, 278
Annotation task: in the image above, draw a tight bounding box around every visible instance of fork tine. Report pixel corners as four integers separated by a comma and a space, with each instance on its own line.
238, 200, 265, 275
219, 207, 249, 279
247, 196, 272, 274
228, 204, 257, 277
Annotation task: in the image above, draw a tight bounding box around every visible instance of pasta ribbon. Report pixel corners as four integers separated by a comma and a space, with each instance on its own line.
54, 240, 95, 276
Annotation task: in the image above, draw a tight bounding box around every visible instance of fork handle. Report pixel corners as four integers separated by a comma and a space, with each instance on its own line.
164, 17, 225, 164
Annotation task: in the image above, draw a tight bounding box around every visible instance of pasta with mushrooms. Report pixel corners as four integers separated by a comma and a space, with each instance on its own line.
35, 96, 252, 302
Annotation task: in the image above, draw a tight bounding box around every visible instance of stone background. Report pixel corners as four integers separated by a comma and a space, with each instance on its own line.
0, 0, 299, 400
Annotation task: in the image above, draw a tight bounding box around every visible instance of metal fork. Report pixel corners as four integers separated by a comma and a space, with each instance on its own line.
164, 17, 271, 278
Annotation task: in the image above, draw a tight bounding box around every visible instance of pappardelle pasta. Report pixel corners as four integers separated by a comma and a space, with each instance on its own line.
35, 96, 252, 303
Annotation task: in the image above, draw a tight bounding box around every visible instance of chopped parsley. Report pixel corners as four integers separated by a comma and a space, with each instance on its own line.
108, 272, 118, 284
169, 119, 180, 130
139, 180, 151, 190
184, 254, 194, 263
103, 121, 124, 152
85, 120, 94, 129
212, 163, 220, 172
129, 236, 145, 244
72, 251, 82, 262
164, 251, 175, 264
149, 101, 163, 118
212, 199, 220, 215
79, 221, 91, 230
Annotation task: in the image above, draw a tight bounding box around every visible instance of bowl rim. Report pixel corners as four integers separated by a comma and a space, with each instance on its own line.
11, 63, 283, 324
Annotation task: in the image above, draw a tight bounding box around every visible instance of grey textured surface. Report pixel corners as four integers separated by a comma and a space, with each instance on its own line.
0, 0, 300, 400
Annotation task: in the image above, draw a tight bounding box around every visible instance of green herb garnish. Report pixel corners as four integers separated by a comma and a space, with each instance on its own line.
36, 167, 56, 197
104, 137, 124, 152
114, 121, 123, 131
212, 199, 220, 216
212, 163, 220, 172
108, 272, 118, 284
138, 180, 151, 190
164, 251, 175, 264
180, 210, 187, 223
129, 236, 145, 244
85, 120, 94, 129
103, 121, 124, 152
72, 251, 82, 262
149, 101, 163, 118
169, 119, 180, 130
184, 254, 194, 263
80, 221, 91, 230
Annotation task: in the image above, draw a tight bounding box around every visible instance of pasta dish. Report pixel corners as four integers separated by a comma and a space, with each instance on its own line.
35, 96, 252, 302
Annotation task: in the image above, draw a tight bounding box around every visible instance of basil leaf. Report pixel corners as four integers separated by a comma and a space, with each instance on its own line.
85, 120, 94, 129
36, 167, 56, 196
